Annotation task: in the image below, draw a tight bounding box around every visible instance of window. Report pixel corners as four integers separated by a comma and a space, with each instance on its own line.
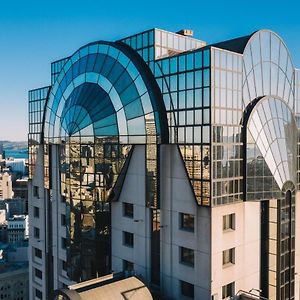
61, 237, 67, 249
123, 231, 134, 247
34, 206, 39, 218
180, 247, 194, 267
223, 248, 235, 265
35, 289, 42, 299
34, 247, 42, 259
61, 214, 66, 226
123, 260, 134, 272
34, 227, 40, 239
35, 268, 42, 279
222, 282, 235, 299
33, 186, 39, 199
223, 213, 235, 231
180, 213, 194, 232
123, 202, 134, 218
62, 260, 67, 271
181, 280, 194, 298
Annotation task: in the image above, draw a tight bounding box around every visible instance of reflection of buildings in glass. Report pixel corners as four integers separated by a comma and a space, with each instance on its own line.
28, 28, 300, 300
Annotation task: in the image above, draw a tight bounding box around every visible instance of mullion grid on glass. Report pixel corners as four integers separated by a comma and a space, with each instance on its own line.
29, 86, 50, 178
154, 48, 211, 205
44, 41, 163, 282
211, 48, 243, 206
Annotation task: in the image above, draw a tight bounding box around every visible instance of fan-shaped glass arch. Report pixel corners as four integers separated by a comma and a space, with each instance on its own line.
42, 41, 168, 282
246, 96, 297, 200
43, 41, 167, 144
243, 30, 294, 109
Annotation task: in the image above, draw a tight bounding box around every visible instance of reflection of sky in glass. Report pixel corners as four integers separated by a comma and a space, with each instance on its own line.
243, 31, 294, 109
247, 97, 297, 189
44, 41, 164, 144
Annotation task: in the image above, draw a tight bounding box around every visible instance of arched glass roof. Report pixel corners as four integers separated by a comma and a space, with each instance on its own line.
43, 41, 168, 144
247, 96, 297, 190
243, 30, 294, 109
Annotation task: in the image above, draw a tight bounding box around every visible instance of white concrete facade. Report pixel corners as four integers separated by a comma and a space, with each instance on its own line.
111, 145, 263, 299
29, 145, 72, 300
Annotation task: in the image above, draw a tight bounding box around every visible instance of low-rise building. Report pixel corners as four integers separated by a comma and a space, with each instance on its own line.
7, 215, 29, 244
0, 198, 26, 218
13, 178, 28, 213
6, 159, 26, 175
0, 261, 29, 300
0, 172, 13, 199
0, 222, 7, 242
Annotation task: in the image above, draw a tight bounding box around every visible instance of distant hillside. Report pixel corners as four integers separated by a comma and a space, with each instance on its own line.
0, 141, 27, 150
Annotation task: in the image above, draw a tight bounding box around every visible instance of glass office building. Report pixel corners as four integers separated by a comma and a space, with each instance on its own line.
29, 28, 300, 300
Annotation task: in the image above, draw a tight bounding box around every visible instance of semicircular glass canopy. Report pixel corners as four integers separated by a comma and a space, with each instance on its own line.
247, 96, 297, 196
43, 41, 167, 144
243, 30, 294, 109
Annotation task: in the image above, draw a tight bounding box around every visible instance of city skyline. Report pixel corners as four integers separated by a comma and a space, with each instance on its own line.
0, 0, 300, 140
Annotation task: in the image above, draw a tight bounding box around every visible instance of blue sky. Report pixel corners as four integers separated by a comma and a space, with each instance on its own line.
0, 0, 299, 141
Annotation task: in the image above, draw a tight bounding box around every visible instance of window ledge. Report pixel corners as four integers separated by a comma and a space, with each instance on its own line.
180, 261, 194, 268
222, 262, 235, 268
179, 227, 195, 233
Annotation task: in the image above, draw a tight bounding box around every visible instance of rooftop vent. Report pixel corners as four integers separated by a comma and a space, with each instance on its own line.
176, 29, 193, 37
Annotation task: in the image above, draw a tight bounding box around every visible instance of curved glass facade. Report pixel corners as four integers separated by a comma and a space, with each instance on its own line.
28, 28, 300, 299
44, 41, 167, 144
41, 41, 168, 281
246, 96, 297, 197
243, 31, 294, 109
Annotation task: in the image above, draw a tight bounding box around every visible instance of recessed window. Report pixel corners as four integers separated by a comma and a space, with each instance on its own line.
35, 289, 42, 299
123, 231, 134, 247
222, 282, 235, 299
180, 213, 194, 232
181, 280, 194, 298
34, 227, 40, 239
62, 260, 67, 271
61, 214, 66, 226
34, 206, 39, 218
33, 186, 39, 199
123, 202, 134, 218
35, 268, 42, 279
180, 246, 194, 267
34, 247, 42, 259
223, 248, 235, 265
123, 259, 134, 272
223, 213, 235, 231
61, 237, 67, 249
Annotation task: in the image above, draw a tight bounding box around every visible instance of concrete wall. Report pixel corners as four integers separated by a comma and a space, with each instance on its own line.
29, 144, 47, 300
211, 201, 261, 298
160, 145, 211, 299
112, 144, 212, 299
111, 145, 151, 281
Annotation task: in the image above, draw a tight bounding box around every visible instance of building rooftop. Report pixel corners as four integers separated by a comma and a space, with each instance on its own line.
8, 214, 27, 221
55, 273, 153, 300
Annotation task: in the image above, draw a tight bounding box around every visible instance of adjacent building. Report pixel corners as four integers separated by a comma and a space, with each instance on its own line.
7, 215, 29, 243
0, 172, 13, 199
6, 158, 27, 175
0, 241, 29, 300
28, 28, 300, 300
0, 197, 27, 218
13, 178, 29, 213
0, 261, 29, 300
